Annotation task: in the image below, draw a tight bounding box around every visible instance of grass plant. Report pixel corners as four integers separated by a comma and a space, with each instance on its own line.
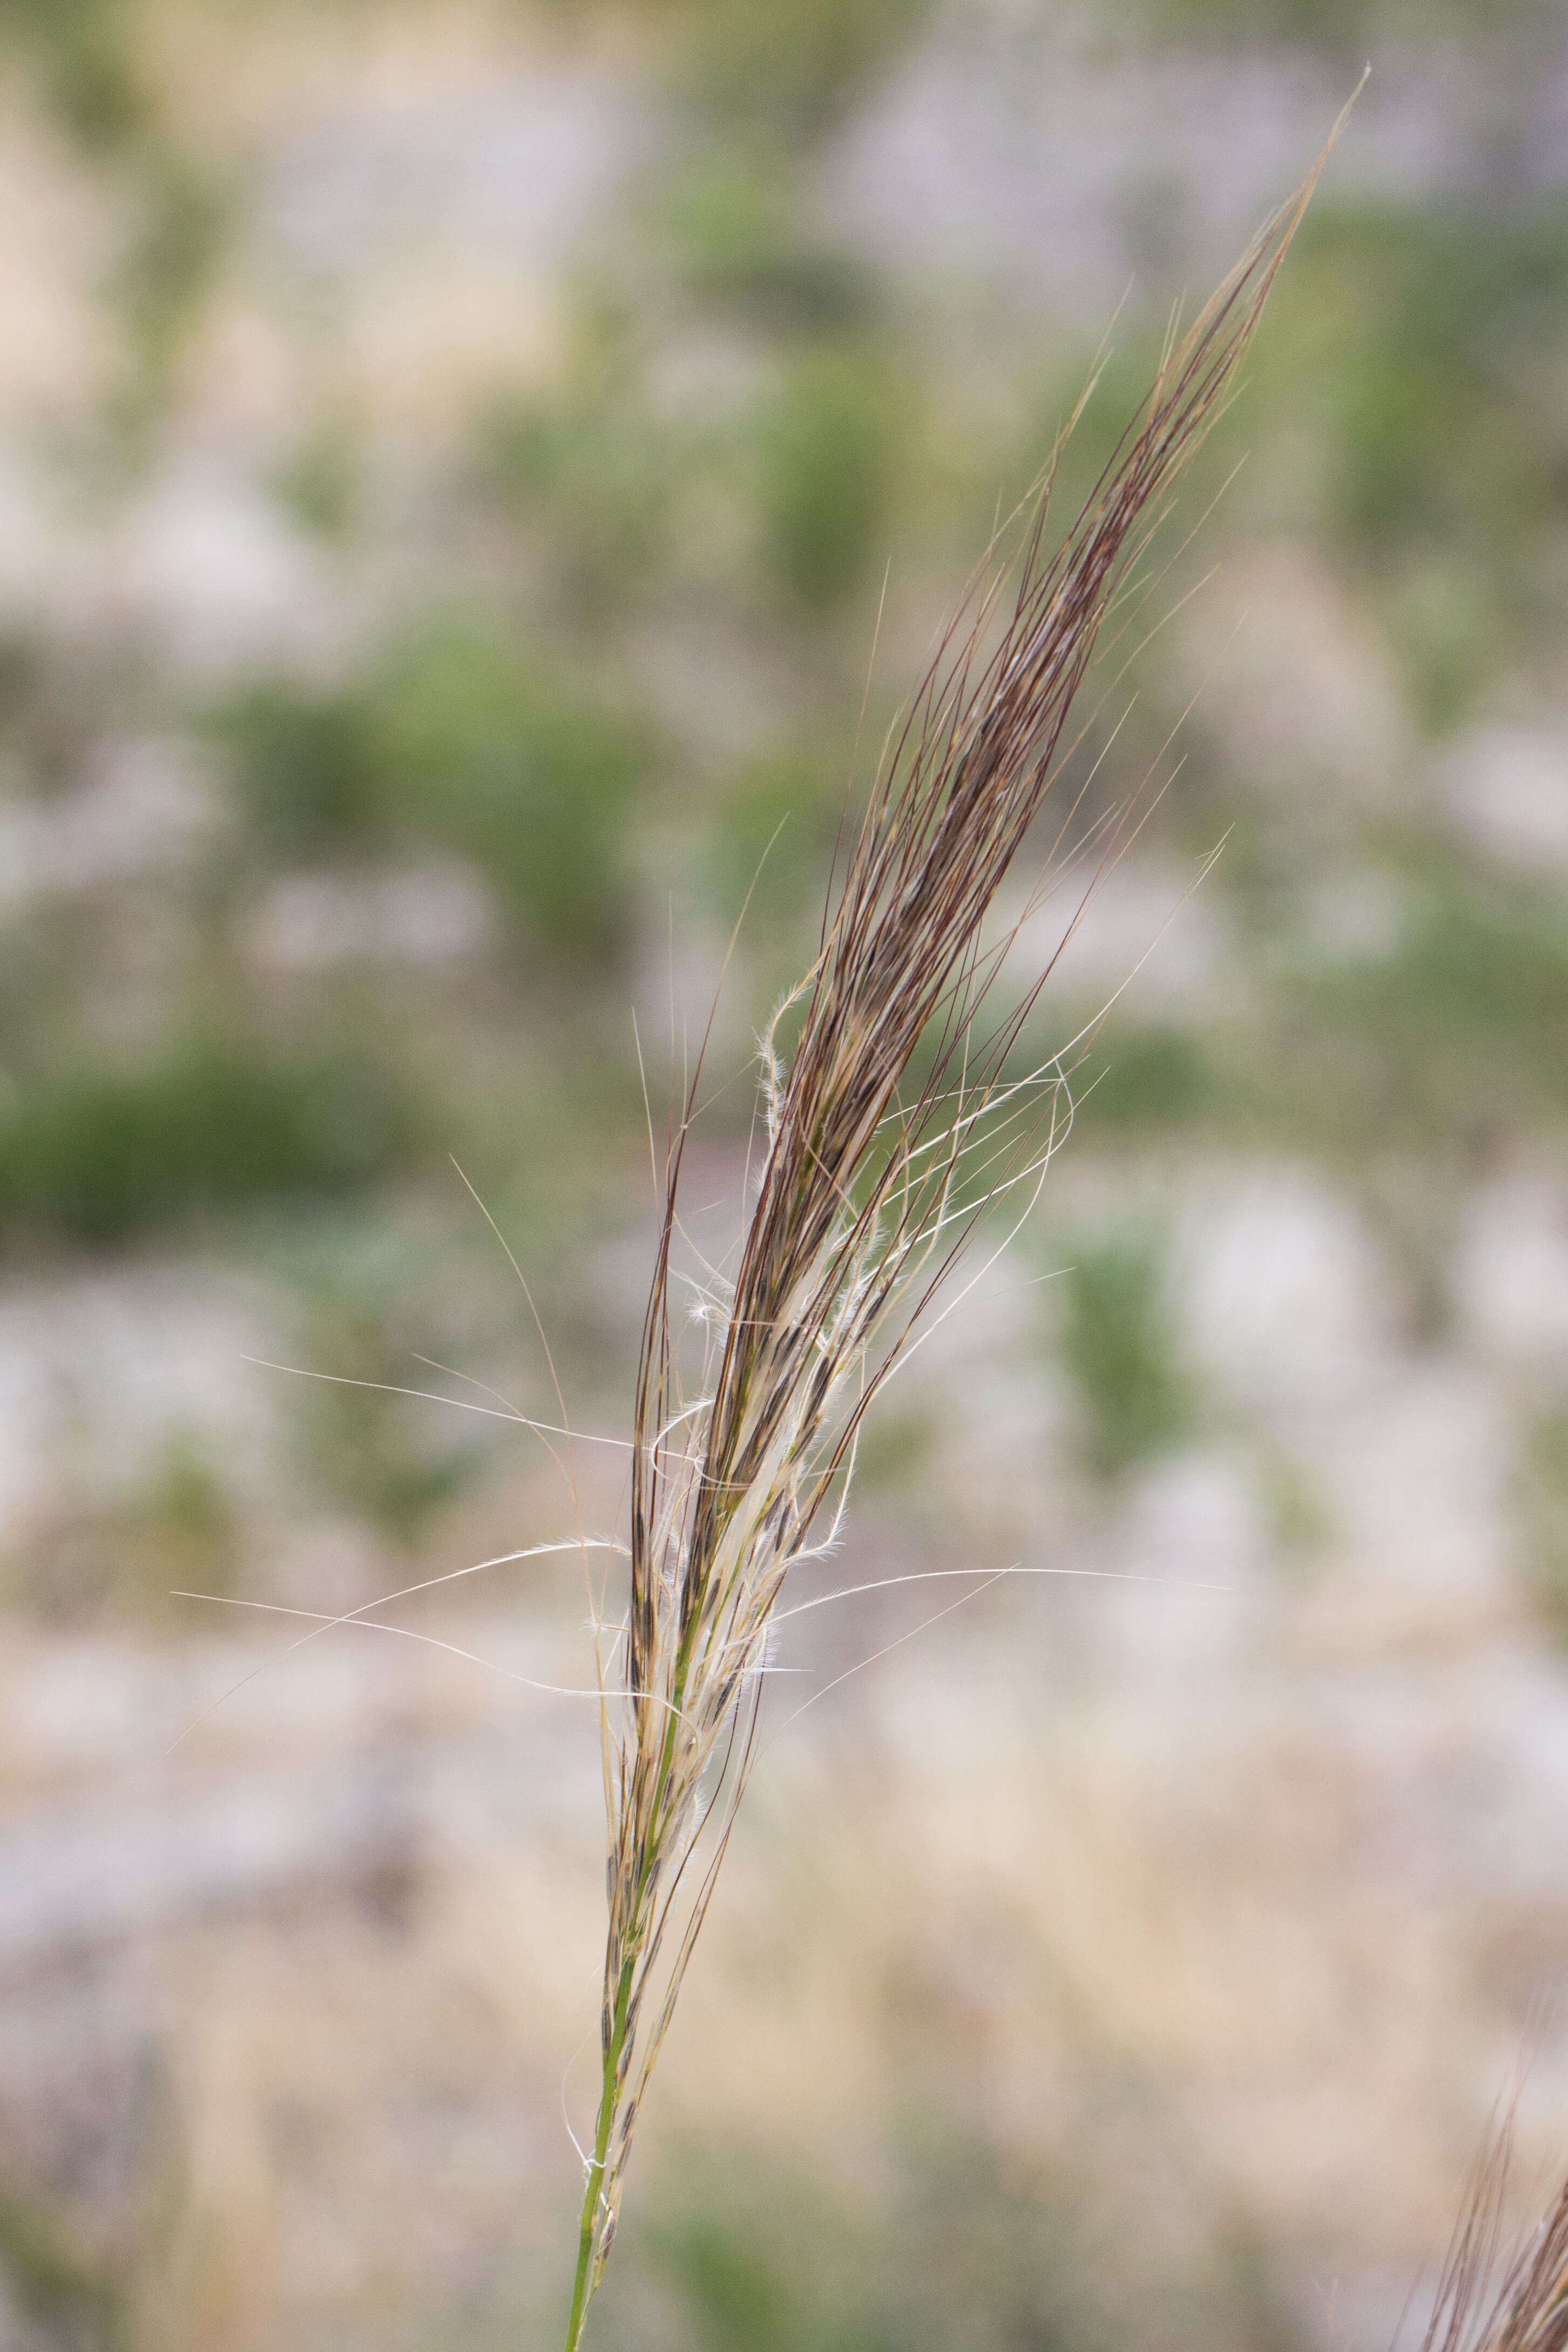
558, 135, 1347, 2348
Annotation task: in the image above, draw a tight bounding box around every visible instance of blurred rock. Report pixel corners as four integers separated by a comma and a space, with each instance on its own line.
1441, 721, 1568, 875
828, 18, 1568, 319
1457, 1167, 1568, 1374
245, 860, 497, 972
0, 737, 217, 906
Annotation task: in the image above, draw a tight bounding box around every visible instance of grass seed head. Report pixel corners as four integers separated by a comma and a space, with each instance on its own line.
560, 110, 1357, 2349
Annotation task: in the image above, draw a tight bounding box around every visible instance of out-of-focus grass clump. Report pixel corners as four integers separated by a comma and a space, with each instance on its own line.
283, 1231, 483, 1546
215, 621, 652, 963
0, 2193, 122, 2351
272, 410, 364, 542
1132, 0, 1546, 50
1074, 1022, 1217, 1134
1057, 1228, 1194, 1483
675, 0, 934, 141
754, 344, 904, 610
0, 1037, 410, 1247
593, 2134, 1297, 2352
0, 0, 233, 462
1312, 206, 1568, 724
664, 147, 877, 329
1242, 199, 1568, 727
375, 619, 650, 962
699, 748, 843, 947
109, 149, 229, 441
0, 0, 145, 152
5, 1432, 242, 1625
1291, 881, 1568, 1154
217, 680, 382, 862
482, 307, 682, 613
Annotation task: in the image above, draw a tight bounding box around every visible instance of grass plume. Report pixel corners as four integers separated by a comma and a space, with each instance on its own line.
560, 124, 1350, 2350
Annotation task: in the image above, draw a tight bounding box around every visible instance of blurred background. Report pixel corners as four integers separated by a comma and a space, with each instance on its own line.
0, 1, 1566, 2346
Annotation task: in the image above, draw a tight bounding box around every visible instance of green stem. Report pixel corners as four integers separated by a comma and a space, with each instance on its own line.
563, 1964, 632, 2352
557, 1985, 620, 2352
563, 1641, 700, 2346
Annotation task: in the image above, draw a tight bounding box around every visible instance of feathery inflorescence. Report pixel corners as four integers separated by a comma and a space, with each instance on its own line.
559, 133, 1347, 2352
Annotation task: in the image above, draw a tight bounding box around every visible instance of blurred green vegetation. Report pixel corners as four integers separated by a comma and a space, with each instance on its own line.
1255, 1443, 1335, 1566
754, 344, 905, 610
373, 619, 651, 961
1249, 199, 1568, 725
0, 0, 145, 152
109, 151, 231, 441
1073, 1024, 1217, 1134
1129, 0, 1555, 46
698, 748, 844, 936
282, 1231, 483, 1544
850, 1397, 937, 1498
481, 306, 682, 613
0, 2193, 124, 2351
1033, 861, 1568, 1181
592, 2134, 1302, 2352
664, 146, 879, 328
1280, 879, 1568, 1154
214, 621, 652, 961
216, 680, 382, 861
272, 411, 365, 542
1322, 207, 1567, 702
672, 0, 934, 141
0, 1037, 410, 1247
0, 0, 234, 470
123, 1434, 243, 1603
1057, 1229, 1194, 1483
6, 1433, 242, 1625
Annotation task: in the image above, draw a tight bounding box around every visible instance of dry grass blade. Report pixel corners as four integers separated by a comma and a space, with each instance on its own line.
1481, 2178, 1568, 2351
559, 117, 1353, 2351
1418, 2116, 1568, 2352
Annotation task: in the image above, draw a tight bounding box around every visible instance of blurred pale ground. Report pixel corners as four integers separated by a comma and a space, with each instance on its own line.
0, 1, 1566, 2346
